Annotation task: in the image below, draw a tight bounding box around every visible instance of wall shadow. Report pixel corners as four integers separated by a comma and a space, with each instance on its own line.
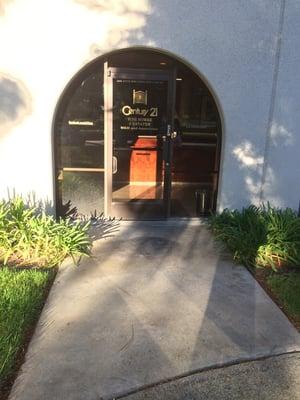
74, 0, 152, 57
9, 221, 300, 400
5, 189, 55, 215
0, 72, 32, 137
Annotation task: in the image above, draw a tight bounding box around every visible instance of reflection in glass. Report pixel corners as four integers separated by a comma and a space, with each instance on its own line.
61, 172, 104, 217
57, 70, 104, 169
56, 66, 105, 216
171, 74, 219, 216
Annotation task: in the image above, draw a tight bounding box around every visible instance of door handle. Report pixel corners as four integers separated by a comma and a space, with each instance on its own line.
112, 156, 118, 174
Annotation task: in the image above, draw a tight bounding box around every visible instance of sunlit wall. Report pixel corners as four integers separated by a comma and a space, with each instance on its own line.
0, 0, 299, 211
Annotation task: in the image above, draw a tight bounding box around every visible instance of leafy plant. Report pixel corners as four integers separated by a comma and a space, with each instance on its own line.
0, 197, 91, 268
256, 206, 300, 269
210, 204, 300, 270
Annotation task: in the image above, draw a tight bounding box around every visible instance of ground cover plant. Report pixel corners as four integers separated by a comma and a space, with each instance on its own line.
209, 204, 300, 270
0, 267, 55, 388
0, 197, 92, 268
0, 197, 93, 397
210, 204, 300, 329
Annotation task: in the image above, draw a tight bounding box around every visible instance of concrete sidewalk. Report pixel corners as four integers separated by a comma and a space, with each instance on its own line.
122, 353, 300, 400
9, 221, 300, 400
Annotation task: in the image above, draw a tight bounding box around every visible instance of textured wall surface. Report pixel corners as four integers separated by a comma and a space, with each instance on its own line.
261, 1, 300, 209
0, 0, 298, 211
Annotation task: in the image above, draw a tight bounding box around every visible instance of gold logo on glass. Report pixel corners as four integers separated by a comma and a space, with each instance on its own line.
133, 90, 148, 105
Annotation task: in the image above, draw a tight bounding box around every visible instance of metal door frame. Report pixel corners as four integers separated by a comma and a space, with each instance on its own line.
103, 64, 176, 218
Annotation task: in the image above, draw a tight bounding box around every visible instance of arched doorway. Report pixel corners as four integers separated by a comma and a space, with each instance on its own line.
54, 48, 222, 219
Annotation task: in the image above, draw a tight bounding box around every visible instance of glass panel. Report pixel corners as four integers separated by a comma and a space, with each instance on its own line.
60, 172, 104, 217
56, 67, 105, 216
171, 72, 219, 216
57, 70, 104, 169
111, 77, 168, 203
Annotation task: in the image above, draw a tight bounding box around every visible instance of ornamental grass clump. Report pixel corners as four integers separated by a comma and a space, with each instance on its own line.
210, 204, 300, 271
256, 206, 300, 269
0, 197, 91, 268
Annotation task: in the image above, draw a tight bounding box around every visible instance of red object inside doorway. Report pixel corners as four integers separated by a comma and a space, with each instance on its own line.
130, 136, 162, 183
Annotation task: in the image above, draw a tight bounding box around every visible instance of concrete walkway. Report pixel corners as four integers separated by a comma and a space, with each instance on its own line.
122, 353, 300, 400
9, 221, 300, 400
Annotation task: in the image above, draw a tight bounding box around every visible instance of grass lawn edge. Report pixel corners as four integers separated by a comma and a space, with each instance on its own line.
0, 268, 57, 400
246, 266, 300, 332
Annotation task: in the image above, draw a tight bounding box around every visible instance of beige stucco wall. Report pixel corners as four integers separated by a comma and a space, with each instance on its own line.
0, 0, 299, 212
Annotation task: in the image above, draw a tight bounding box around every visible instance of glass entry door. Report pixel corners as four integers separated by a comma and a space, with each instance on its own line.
104, 67, 175, 219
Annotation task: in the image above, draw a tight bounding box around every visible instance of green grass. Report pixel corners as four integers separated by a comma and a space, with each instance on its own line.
267, 272, 300, 319
0, 197, 93, 392
0, 267, 55, 385
210, 205, 300, 329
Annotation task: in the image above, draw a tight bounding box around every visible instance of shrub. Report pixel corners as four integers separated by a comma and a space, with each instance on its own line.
0, 197, 91, 268
256, 206, 300, 269
210, 204, 300, 270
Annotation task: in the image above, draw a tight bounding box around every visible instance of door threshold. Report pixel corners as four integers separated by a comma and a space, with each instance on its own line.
118, 217, 209, 225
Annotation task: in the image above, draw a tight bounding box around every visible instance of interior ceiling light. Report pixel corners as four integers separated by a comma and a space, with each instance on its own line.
68, 120, 94, 126
176, 78, 183, 81
160, 62, 167, 65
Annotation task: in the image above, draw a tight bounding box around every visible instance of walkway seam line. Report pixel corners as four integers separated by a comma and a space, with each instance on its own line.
110, 350, 300, 400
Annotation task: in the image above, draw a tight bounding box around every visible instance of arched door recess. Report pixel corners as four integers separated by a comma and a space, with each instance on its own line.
54, 47, 222, 219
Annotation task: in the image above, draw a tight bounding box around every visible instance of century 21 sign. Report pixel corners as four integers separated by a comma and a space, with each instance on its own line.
121, 105, 158, 117
122, 89, 158, 117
